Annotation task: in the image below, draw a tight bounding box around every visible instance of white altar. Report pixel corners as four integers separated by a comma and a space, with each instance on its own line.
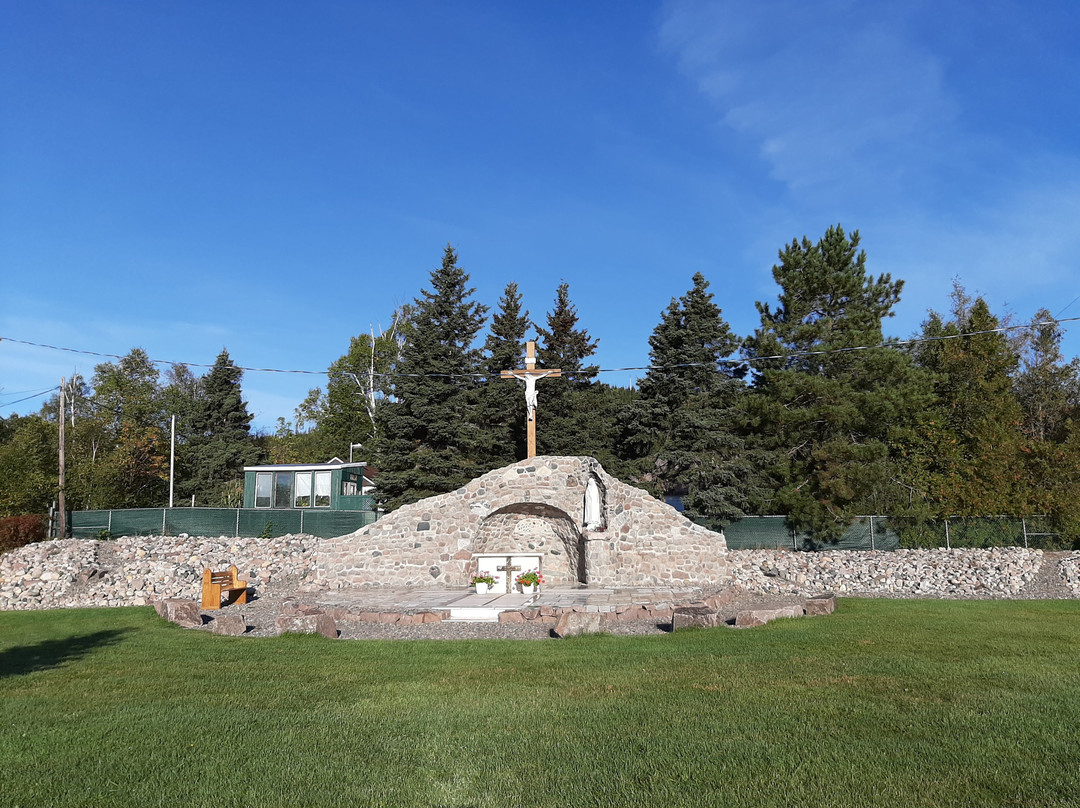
473, 553, 542, 594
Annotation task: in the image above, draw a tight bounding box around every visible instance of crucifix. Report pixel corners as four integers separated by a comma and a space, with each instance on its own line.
500, 341, 562, 459
496, 560, 521, 594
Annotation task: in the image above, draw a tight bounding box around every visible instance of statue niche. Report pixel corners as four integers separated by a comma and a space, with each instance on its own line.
583, 473, 606, 532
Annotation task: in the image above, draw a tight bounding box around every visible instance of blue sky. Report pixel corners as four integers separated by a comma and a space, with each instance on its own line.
3, 1, 1079, 431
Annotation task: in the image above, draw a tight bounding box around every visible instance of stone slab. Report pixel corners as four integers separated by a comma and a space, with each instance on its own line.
274, 613, 338, 638
803, 593, 837, 616
672, 605, 726, 631
209, 614, 248, 636
552, 611, 603, 638
155, 598, 203, 628
734, 604, 804, 628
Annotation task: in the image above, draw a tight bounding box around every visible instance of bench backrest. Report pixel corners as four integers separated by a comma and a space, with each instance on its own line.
203, 566, 242, 587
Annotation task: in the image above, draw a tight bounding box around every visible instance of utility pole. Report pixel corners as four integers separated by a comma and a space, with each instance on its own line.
169, 414, 176, 508
58, 377, 67, 539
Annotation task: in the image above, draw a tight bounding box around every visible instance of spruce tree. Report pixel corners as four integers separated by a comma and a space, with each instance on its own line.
533, 282, 609, 458
374, 245, 488, 510
181, 349, 260, 506
619, 273, 760, 523
480, 282, 531, 464
745, 225, 932, 537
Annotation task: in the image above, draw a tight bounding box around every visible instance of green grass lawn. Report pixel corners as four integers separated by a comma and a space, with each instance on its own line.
1, 599, 1078, 808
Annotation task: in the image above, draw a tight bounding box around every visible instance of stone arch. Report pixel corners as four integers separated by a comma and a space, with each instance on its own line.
473, 503, 586, 584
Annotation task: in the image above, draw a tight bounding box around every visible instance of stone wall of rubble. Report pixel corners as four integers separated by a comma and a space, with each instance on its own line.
731, 547, 1063, 598
3, 535, 1080, 612
0, 534, 318, 610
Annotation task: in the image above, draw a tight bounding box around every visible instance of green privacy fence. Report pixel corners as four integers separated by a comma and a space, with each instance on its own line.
719, 516, 900, 551
68, 507, 378, 540
706, 515, 1065, 551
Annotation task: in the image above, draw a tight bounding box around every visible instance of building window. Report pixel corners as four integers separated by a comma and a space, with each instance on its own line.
314, 471, 331, 507
274, 472, 293, 509
255, 472, 272, 508
294, 471, 312, 508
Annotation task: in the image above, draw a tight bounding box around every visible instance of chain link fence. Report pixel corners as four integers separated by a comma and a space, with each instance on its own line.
711, 515, 1068, 551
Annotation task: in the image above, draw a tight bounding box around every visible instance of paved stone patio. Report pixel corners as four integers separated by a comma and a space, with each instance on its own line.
310, 584, 698, 615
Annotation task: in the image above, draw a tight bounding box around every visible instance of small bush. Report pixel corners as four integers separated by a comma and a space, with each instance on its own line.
0, 515, 47, 553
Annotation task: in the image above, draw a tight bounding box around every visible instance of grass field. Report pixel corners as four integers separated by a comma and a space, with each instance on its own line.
2, 599, 1079, 807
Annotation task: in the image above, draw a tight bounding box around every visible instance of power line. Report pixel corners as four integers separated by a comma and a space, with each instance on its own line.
3, 315, 1079, 383
0, 385, 61, 407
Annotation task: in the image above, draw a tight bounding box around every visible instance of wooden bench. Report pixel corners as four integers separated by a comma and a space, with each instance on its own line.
201, 565, 248, 610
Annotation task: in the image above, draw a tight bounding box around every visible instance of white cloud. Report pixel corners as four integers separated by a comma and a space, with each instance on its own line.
659, 0, 954, 195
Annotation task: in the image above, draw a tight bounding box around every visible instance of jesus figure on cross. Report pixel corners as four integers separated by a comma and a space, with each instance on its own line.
501, 341, 562, 458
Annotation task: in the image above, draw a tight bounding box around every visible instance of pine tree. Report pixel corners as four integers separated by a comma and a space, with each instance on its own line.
745, 225, 932, 537
374, 245, 488, 510
180, 349, 260, 506
619, 273, 760, 523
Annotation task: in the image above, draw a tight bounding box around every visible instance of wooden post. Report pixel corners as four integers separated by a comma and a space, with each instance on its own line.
58, 377, 66, 539
500, 341, 562, 459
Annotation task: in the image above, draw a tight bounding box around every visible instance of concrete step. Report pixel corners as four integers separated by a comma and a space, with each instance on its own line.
445, 607, 504, 623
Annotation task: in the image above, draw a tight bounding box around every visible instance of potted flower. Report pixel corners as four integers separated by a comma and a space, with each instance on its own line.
515, 570, 544, 595
470, 572, 496, 595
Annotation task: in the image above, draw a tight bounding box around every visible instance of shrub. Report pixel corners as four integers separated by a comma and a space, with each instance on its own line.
0, 514, 47, 553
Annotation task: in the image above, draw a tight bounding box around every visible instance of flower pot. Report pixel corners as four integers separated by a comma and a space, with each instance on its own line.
474, 582, 489, 595
520, 583, 537, 595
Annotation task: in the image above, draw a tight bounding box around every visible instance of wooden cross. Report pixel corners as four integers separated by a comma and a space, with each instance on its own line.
500, 341, 562, 459
496, 560, 521, 594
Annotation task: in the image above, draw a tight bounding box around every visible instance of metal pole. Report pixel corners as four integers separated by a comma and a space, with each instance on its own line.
870, 516, 876, 551
1022, 518, 1028, 549
945, 518, 951, 550
235, 508, 240, 537
169, 414, 176, 508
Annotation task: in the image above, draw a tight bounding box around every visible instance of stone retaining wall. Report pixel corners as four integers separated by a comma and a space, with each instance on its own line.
2, 536, 1079, 611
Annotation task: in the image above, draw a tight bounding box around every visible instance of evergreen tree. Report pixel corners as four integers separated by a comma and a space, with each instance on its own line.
374, 245, 489, 510
534, 281, 606, 458
745, 225, 932, 537
535, 281, 599, 379
180, 349, 260, 506
907, 290, 1028, 518
480, 282, 531, 464
1015, 309, 1080, 443
619, 273, 760, 523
